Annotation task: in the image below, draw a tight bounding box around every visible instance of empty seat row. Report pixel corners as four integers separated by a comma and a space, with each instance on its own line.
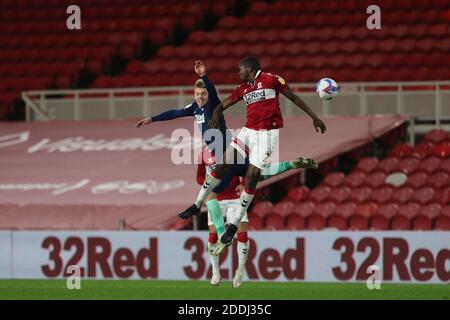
249, 204, 450, 231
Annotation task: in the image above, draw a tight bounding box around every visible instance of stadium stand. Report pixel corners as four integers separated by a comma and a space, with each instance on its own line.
248, 128, 450, 231
1, 0, 449, 120
0, 0, 448, 232
92, 0, 450, 89
0, 0, 236, 119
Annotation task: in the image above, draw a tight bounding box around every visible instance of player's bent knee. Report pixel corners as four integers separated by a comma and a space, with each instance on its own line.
246, 166, 261, 178
206, 192, 218, 201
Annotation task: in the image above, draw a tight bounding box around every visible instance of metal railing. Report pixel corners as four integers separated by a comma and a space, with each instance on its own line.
22, 81, 450, 136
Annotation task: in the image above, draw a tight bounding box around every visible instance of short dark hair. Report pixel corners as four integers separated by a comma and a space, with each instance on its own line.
240, 56, 261, 72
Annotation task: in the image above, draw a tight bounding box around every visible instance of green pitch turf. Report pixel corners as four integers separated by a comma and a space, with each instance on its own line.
0, 280, 448, 300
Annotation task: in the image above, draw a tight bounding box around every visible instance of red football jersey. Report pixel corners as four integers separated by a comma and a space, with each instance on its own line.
229, 71, 289, 130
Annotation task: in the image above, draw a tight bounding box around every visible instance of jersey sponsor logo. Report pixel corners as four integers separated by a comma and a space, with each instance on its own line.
243, 89, 276, 105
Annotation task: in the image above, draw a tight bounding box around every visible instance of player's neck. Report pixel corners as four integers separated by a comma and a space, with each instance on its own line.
248, 73, 257, 83
247, 70, 260, 84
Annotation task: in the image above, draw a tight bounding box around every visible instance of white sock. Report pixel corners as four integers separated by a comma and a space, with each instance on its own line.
194, 175, 221, 208
207, 242, 220, 275
230, 191, 254, 226
237, 240, 249, 274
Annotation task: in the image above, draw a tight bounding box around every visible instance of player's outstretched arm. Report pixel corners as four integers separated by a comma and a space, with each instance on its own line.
208, 98, 235, 129
282, 87, 327, 134
135, 106, 194, 128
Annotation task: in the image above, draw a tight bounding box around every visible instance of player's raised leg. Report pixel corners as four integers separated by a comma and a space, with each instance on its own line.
260, 156, 318, 181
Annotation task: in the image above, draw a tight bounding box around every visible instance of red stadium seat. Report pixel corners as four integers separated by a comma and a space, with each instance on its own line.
292, 201, 315, 218
349, 215, 369, 230
371, 186, 394, 204
345, 171, 366, 188
434, 215, 450, 230
412, 215, 433, 230
349, 187, 372, 203
308, 185, 331, 203
355, 157, 379, 174
271, 201, 295, 217
327, 215, 348, 230
398, 203, 421, 219
413, 142, 435, 159
264, 214, 285, 230
331, 199, 355, 217
418, 156, 441, 174
391, 215, 411, 230
440, 159, 450, 173
248, 214, 264, 230
328, 187, 352, 203
397, 157, 420, 174
356, 202, 379, 218
405, 171, 428, 188
377, 203, 400, 219
323, 172, 346, 188
413, 187, 435, 205
391, 186, 415, 204
306, 214, 326, 230
442, 206, 450, 217
377, 157, 400, 174
419, 203, 442, 219
390, 143, 414, 158
365, 171, 387, 189
286, 213, 305, 230
433, 187, 450, 206
286, 186, 310, 202
314, 201, 336, 218
424, 129, 447, 144
370, 215, 390, 230
432, 143, 450, 158
427, 172, 449, 189
250, 201, 273, 219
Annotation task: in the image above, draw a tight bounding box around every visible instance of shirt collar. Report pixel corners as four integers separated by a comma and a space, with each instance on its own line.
248, 70, 262, 85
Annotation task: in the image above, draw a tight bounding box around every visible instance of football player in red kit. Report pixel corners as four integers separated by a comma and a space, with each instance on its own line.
179, 57, 327, 256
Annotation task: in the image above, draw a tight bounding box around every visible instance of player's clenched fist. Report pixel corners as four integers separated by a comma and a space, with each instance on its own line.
194, 60, 206, 77
135, 117, 152, 128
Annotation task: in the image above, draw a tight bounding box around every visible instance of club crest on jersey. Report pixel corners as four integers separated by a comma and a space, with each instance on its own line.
257, 82, 262, 89
194, 113, 205, 124
277, 76, 286, 85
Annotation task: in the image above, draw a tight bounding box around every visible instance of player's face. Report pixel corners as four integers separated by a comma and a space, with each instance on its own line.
238, 64, 250, 82
194, 88, 208, 107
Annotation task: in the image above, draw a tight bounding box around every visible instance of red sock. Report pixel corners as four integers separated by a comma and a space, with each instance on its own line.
237, 232, 248, 243
208, 232, 218, 244
244, 188, 256, 195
